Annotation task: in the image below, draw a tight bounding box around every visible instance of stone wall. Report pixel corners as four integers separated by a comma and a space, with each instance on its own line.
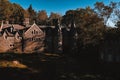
23, 23, 45, 53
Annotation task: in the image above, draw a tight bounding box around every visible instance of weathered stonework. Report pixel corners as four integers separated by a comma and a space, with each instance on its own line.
23, 23, 45, 53
0, 19, 77, 54
0, 22, 45, 53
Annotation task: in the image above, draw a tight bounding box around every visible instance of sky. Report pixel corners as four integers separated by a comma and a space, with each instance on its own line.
9, 0, 118, 16
9, 0, 119, 27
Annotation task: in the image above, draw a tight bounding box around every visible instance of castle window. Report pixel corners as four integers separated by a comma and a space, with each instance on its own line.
10, 44, 14, 47
5, 36, 7, 39
31, 38, 35, 41
32, 31, 34, 34
16, 36, 19, 39
28, 38, 31, 41
31, 38, 33, 41
37, 38, 41, 41
32, 30, 35, 34
30, 38, 42, 41
36, 38, 38, 41
39, 38, 41, 41
34, 30, 36, 34
32, 30, 39, 35
36, 31, 38, 34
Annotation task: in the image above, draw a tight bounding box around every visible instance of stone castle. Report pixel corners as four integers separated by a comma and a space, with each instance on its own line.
0, 19, 77, 53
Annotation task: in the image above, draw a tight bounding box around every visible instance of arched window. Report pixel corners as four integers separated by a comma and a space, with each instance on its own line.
31, 31, 34, 34
34, 30, 35, 34
10, 44, 14, 48
5, 36, 7, 39
32, 30, 39, 35
36, 31, 38, 34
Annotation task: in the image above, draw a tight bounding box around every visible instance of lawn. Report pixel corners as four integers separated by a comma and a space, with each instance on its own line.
0, 52, 120, 80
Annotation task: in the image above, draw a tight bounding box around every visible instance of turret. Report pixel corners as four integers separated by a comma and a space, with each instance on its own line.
0, 21, 3, 32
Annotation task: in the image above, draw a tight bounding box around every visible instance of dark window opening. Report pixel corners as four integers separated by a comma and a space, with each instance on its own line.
32, 30, 39, 35
10, 44, 14, 47
32, 31, 34, 34
29, 38, 42, 41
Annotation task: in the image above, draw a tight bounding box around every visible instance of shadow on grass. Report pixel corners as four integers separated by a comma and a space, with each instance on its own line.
0, 67, 56, 80
0, 53, 56, 80
1, 53, 120, 80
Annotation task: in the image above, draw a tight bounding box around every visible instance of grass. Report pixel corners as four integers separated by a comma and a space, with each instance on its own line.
0, 52, 120, 80
0, 53, 59, 80
0, 60, 27, 68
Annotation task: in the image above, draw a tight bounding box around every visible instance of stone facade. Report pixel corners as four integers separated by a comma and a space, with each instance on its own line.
44, 26, 60, 53
0, 21, 45, 53
0, 23, 23, 53
0, 19, 77, 54
23, 23, 45, 53
62, 21, 77, 54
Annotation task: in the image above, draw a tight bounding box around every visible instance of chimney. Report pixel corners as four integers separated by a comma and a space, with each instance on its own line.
6, 20, 9, 24
10, 25, 14, 33
0, 21, 3, 32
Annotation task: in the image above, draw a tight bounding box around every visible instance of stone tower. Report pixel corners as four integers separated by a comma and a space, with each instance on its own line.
62, 20, 77, 54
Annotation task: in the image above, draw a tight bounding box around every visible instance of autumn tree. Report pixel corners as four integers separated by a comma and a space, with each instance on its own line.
10, 3, 24, 24
24, 10, 30, 18
94, 1, 116, 25
37, 10, 48, 25
62, 7, 105, 51
62, 10, 75, 26
0, 0, 12, 20
113, 2, 120, 28
48, 12, 62, 25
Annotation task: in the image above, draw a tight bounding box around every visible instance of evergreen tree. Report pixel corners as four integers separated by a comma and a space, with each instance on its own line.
27, 4, 36, 24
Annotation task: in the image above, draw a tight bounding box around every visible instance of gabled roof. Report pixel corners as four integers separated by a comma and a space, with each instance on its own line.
24, 23, 44, 35
0, 28, 23, 37
31, 23, 43, 32
2, 24, 12, 29
0, 22, 25, 31
12, 24, 24, 30
4, 29, 14, 37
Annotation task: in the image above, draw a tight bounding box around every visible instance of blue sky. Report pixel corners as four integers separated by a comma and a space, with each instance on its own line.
9, 0, 119, 27
9, 0, 118, 16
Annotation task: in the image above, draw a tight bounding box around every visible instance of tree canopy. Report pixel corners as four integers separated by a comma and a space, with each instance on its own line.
37, 10, 48, 25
